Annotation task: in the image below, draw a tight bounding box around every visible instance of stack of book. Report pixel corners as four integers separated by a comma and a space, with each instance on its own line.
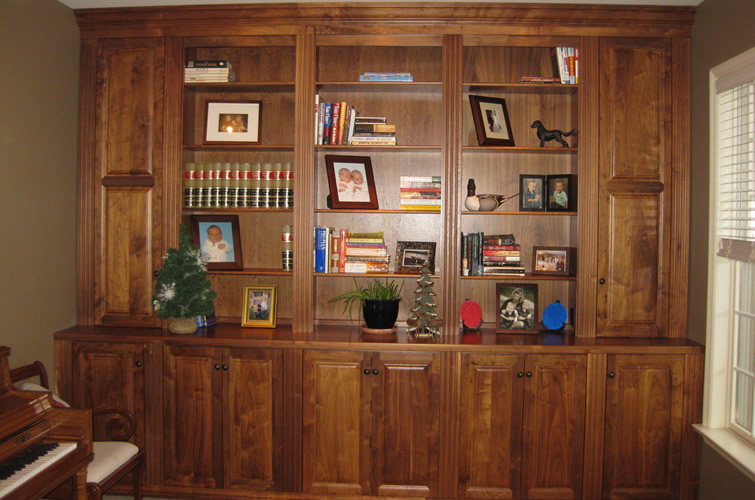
461, 233, 524, 276
551, 47, 578, 84
313, 97, 397, 146
314, 229, 390, 274
359, 72, 413, 82
400, 176, 441, 211
184, 60, 235, 83
351, 116, 396, 146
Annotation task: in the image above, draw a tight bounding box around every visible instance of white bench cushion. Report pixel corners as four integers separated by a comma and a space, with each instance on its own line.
88, 441, 140, 484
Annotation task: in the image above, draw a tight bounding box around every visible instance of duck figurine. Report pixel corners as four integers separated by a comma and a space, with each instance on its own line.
464, 179, 517, 211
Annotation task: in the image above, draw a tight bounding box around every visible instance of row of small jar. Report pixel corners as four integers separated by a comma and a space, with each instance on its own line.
183, 162, 293, 209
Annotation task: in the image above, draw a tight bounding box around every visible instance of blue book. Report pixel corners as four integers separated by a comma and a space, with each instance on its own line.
322, 103, 332, 145
359, 75, 414, 82
315, 227, 328, 273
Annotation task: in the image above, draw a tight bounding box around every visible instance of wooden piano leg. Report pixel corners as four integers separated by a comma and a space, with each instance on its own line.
72, 467, 88, 500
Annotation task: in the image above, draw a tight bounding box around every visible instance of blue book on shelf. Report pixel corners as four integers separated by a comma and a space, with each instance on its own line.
315, 227, 328, 273
359, 75, 414, 81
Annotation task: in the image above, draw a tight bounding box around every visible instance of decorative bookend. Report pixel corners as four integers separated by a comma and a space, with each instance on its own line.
406, 263, 442, 337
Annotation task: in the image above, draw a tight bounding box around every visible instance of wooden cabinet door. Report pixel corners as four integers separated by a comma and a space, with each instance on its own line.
91, 38, 165, 326
224, 348, 284, 491
163, 345, 223, 489
370, 351, 441, 498
459, 353, 525, 499
597, 37, 673, 337
603, 354, 684, 499
72, 342, 146, 448
521, 355, 587, 500
302, 350, 371, 496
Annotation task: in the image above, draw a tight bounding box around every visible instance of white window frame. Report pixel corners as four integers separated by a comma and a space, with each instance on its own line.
694, 46, 755, 482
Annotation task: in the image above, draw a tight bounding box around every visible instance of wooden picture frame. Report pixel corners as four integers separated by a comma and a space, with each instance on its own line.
191, 215, 243, 270
532, 246, 574, 276
546, 174, 574, 211
241, 285, 277, 328
469, 95, 515, 147
519, 174, 546, 212
325, 155, 379, 209
496, 283, 539, 334
204, 100, 261, 144
395, 241, 436, 274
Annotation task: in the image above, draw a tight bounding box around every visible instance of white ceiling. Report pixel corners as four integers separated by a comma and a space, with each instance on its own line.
57, 0, 704, 10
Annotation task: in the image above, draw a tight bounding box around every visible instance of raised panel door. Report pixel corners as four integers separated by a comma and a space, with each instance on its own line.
370, 351, 441, 498
224, 348, 284, 491
597, 37, 672, 337
163, 345, 223, 489
603, 354, 684, 499
302, 350, 370, 496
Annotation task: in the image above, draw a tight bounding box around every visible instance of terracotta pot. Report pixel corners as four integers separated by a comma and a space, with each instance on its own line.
169, 317, 198, 334
362, 298, 400, 330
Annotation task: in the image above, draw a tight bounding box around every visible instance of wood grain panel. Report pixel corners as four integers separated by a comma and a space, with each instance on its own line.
317, 46, 442, 82
459, 353, 524, 499
581, 353, 607, 499
191, 45, 296, 83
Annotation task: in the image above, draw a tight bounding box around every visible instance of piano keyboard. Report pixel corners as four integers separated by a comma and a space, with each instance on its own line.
0, 442, 76, 498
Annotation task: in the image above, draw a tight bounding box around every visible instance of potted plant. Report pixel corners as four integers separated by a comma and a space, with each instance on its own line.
328, 278, 403, 330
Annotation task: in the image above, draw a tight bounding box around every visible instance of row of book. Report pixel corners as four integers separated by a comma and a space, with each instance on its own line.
183, 162, 293, 209
314, 96, 397, 145
184, 60, 236, 83
400, 176, 441, 211
358, 72, 413, 82
461, 233, 524, 276
314, 229, 390, 274
552, 47, 578, 84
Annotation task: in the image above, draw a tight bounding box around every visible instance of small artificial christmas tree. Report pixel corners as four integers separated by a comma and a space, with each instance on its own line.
406, 263, 442, 337
153, 226, 216, 327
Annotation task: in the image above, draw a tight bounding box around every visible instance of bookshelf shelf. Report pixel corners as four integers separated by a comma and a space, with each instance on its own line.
314, 209, 441, 214
207, 268, 292, 276
184, 81, 296, 92
461, 210, 577, 216
316, 145, 441, 151
314, 272, 439, 279
464, 82, 578, 94
460, 274, 576, 281
462, 146, 577, 153
183, 144, 294, 151
184, 208, 293, 214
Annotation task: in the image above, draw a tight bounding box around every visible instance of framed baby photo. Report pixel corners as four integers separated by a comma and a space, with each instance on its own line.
518, 174, 546, 212
241, 285, 277, 328
546, 174, 574, 212
325, 155, 379, 210
469, 95, 515, 147
532, 246, 574, 276
204, 100, 261, 145
395, 241, 437, 274
191, 215, 243, 270
495, 283, 539, 334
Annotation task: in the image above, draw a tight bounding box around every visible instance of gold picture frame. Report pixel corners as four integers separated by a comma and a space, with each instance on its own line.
241, 285, 277, 328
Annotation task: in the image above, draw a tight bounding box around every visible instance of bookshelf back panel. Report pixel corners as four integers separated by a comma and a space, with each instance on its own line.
209, 274, 293, 323
183, 150, 295, 165
317, 46, 442, 82
186, 45, 296, 82
463, 46, 573, 84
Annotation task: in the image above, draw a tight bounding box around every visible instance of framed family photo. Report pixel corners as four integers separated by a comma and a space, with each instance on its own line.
204, 100, 261, 144
532, 246, 574, 276
519, 174, 546, 212
395, 241, 436, 274
546, 174, 574, 211
325, 155, 379, 209
496, 283, 539, 334
242, 285, 277, 328
469, 95, 515, 147
191, 215, 243, 270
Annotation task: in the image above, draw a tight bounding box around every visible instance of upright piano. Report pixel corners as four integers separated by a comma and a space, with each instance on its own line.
0, 346, 92, 499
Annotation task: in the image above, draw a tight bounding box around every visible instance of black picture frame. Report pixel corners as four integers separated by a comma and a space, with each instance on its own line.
546, 174, 574, 211
496, 283, 539, 334
190, 215, 243, 270
519, 174, 546, 212
395, 241, 437, 274
325, 155, 379, 210
469, 95, 515, 147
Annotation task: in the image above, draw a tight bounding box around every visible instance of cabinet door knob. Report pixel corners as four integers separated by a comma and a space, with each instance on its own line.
599, 278, 606, 285
154, 270, 160, 277
372, 369, 379, 375
608, 371, 616, 378
222, 364, 229, 371
214, 364, 221, 371
364, 369, 371, 375
526, 371, 533, 378
517, 372, 525, 378
135, 361, 142, 368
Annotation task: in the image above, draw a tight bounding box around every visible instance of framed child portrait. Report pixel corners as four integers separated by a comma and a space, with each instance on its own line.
546, 174, 574, 211
191, 215, 243, 270
242, 285, 277, 328
469, 95, 515, 147
532, 246, 574, 276
395, 241, 436, 274
204, 100, 261, 144
519, 174, 546, 212
496, 283, 539, 334
325, 155, 379, 209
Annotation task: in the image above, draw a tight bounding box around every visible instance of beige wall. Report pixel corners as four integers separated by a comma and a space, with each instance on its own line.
0, 0, 79, 376
689, 0, 755, 496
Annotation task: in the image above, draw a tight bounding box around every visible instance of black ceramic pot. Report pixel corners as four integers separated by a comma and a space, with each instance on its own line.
362, 298, 401, 329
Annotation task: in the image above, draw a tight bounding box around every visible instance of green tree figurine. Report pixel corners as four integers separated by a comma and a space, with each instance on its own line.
406, 263, 442, 337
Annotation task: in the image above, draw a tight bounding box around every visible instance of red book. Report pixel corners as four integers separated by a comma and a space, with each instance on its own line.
338, 229, 347, 273
330, 103, 341, 145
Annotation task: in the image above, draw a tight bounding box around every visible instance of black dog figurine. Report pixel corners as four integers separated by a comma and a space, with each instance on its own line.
531, 120, 575, 147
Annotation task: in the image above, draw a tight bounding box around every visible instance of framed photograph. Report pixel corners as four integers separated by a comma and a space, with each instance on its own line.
204, 100, 261, 144
519, 174, 546, 212
191, 215, 243, 270
395, 241, 437, 274
532, 246, 574, 276
325, 155, 379, 209
546, 174, 574, 211
469, 95, 515, 147
242, 285, 277, 328
496, 283, 539, 334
